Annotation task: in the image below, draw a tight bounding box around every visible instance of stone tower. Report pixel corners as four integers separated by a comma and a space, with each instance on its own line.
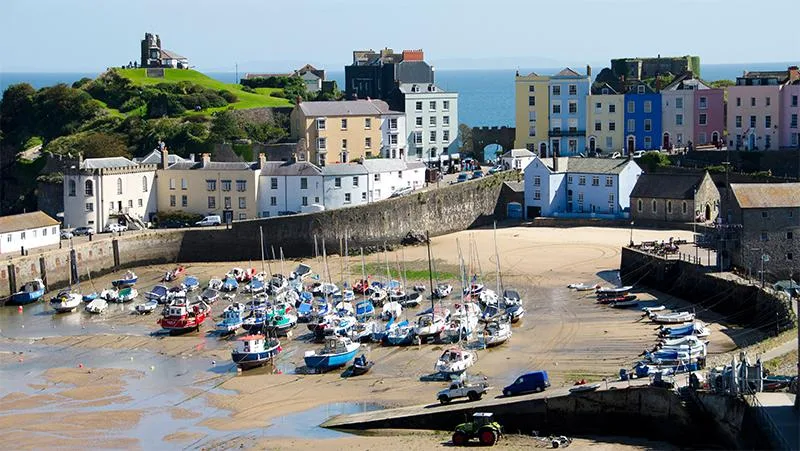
140, 33, 162, 68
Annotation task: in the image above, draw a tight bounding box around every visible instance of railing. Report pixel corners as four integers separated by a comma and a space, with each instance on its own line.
548, 129, 586, 137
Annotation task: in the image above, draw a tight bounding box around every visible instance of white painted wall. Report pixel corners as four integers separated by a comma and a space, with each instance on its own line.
64, 169, 157, 230
258, 174, 323, 217
380, 114, 407, 159
323, 173, 369, 209
0, 224, 60, 254
403, 87, 459, 162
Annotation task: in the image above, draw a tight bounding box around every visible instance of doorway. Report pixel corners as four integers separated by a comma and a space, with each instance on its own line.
627, 137, 635, 154
589, 137, 596, 153
539, 142, 547, 158
705, 204, 711, 221
748, 134, 756, 150
711, 131, 719, 146
662, 132, 670, 150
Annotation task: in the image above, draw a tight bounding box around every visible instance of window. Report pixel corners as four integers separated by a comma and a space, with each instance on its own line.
42, 228, 47, 237
429, 116, 436, 126
766, 97, 771, 106
760, 231, 768, 241
206, 180, 216, 191
302, 196, 308, 206
578, 176, 586, 185
528, 126, 536, 137
415, 101, 422, 111
627, 119, 636, 132
552, 103, 561, 114
637, 85, 645, 94
341, 118, 347, 130
644, 119, 652, 132
568, 101, 577, 114
606, 136, 613, 148
138, 198, 143, 207
334, 177, 341, 188
221, 180, 231, 191
595, 121, 602, 131
126, 199, 132, 208
652, 200, 657, 213
85, 202, 94, 212
567, 84, 576, 96
609, 104, 616, 113
697, 133, 705, 144
390, 134, 398, 145
208, 196, 216, 209
181, 178, 187, 190
644, 136, 652, 148
534, 176, 541, 186
236, 180, 246, 192
344, 193, 351, 203
414, 132, 422, 145
787, 231, 794, 240
751, 97, 756, 107
270, 196, 277, 206
762, 211, 769, 218
793, 133, 799, 146
699, 114, 707, 126
443, 100, 449, 111
374, 173, 381, 182
765, 116, 772, 128
605, 176, 613, 187
342, 139, 347, 149
361, 192, 366, 201
529, 85, 535, 92
116, 178, 123, 195
443, 130, 450, 142
644, 101, 652, 113
270, 178, 278, 190
667, 201, 672, 214
415, 116, 422, 127
317, 137, 327, 150
353, 176, 359, 187
365, 137, 372, 149
609, 121, 616, 131
627, 101, 634, 113
109, 202, 114, 211
238, 213, 246, 220
676, 114, 683, 126
428, 101, 436, 111
528, 96, 535, 106
736, 97, 741, 107
389, 118, 397, 130
534, 190, 541, 200
750, 116, 756, 128
791, 114, 798, 129
443, 116, 450, 126
85, 180, 93, 196
595, 102, 602, 113
181, 195, 187, 207
609, 193, 614, 203
300, 178, 308, 189
142, 176, 148, 192
735, 116, 742, 128
239, 197, 246, 209
675, 98, 683, 109
792, 96, 798, 107
430, 131, 436, 142
68, 180, 76, 197
552, 85, 561, 96
682, 202, 687, 214
637, 199, 643, 212
591, 176, 599, 186
170, 195, 176, 207
21, 232, 25, 240
317, 118, 326, 130
224, 196, 231, 209
364, 118, 371, 129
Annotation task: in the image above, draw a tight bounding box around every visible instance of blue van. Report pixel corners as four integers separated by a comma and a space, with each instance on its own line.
502, 371, 550, 396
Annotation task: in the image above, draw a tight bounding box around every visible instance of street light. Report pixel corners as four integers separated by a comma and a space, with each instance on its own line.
750, 248, 768, 288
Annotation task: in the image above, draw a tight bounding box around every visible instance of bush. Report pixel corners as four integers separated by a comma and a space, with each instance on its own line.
219, 90, 238, 103
241, 86, 256, 93
119, 96, 146, 113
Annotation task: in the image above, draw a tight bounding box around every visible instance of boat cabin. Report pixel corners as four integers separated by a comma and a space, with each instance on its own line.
323, 337, 351, 353
237, 335, 266, 353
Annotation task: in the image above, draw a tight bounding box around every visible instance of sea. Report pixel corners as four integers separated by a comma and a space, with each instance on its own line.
1, 62, 794, 129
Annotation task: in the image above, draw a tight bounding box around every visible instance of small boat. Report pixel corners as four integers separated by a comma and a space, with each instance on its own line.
650, 311, 695, 324
380, 300, 403, 321
335, 301, 355, 316
264, 312, 298, 336
414, 313, 446, 341
660, 322, 710, 339
658, 335, 705, 348
167, 287, 187, 303
228, 267, 245, 281
352, 279, 369, 295
568, 282, 599, 291
413, 284, 426, 292
85, 297, 108, 314
434, 347, 476, 374
111, 270, 138, 287
50, 290, 82, 313
312, 282, 340, 298
145, 285, 169, 304
221, 276, 239, 292
231, 335, 282, 370
303, 336, 360, 372
400, 291, 422, 308
243, 278, 265, 294
569, 383, 601, 393
642, 305, 666, 314
355, 299, 375, 320
350, 354, 374, 376
382, 320, 416, 346
100, 288, 119, 302
505, 302, 525, 322
163, 265, 185, 282
308, 298, 332, 322
158, 301, 210, 333
182, 276, 200, 292
313, 315, 356, 341
597, 294, 638, 305
596, 285, 633, 296
135, 299, 159, 314
9, 279, 46, 305
610, 297, 639, 308
117, 287, 138, 303
207, 278, 223, 291
82, 292, 99, 303
480, 303, 506, 323
478, 289, 499, 307
479, 320, 512, 348
200, 288, 220, 304
242, 309, 269, 333
289, 263, 312, 281
502, 289, 521, 305
268, 274, 288, 294
369, 289, 387, 307
463, 278, 485, 297
350, 320, 377, 342
216, 303, 245, 334
433, 283, 453, 299
240, 268, 257, 283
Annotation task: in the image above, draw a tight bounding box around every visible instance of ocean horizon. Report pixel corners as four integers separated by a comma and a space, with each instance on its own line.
2, 61, 795, 128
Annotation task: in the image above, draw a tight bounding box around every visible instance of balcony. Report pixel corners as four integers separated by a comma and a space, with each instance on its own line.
549, 129, 586, 137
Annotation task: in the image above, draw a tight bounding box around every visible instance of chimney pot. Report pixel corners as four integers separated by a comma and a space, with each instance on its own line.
258, 152, 267, 169
159, 146, 169, 170
201, 153, 211, 166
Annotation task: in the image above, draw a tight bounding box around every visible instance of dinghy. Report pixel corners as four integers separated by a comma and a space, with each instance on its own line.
479, 320, 512, 348
111, 270, 138, 287
207, 278, 223, 291
85, 297, 108, 314
569, 383, 601, 393
289, 264, 312, 282
117, 287, 138, 303
382, 320, 416, 346
50, 290, 82, 313
350, 354, 374, 376
135, 299, 159, 314
650, 311, 695, 324
9, 279, 46, 305
100, 288, 119, 302
182, 276, 200, 292
434, 347, 476, 374
145, 285, 169, 304
433, 283, 453, 299
163, 266, 185, 282
399, 291, 422, 308
200, 288, 220, 304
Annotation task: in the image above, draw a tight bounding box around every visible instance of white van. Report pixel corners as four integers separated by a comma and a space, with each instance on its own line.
195, 215, 222, 227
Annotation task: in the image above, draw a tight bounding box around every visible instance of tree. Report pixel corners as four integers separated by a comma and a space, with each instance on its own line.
458, 124, 474, 158
638, 151, 671, 172
208, 110, 244, 143
33, 84, 101, 141
710, 80, 735, 89
77, 132, 131, 159
0, 83, 36, 148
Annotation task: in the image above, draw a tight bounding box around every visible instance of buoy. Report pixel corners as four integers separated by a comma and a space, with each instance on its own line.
18, 306, 23, 313
78, 363, 83, 368
211, 360, 216, 365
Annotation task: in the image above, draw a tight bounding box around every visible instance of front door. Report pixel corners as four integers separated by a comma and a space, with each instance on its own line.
711, 132, 719, 146
117, 201, 122, 212
589, 137, 596, 153
663, 133, 670, 150
539, 142, 547, 158
748, 134, 756, 150
627, 137, 635, 154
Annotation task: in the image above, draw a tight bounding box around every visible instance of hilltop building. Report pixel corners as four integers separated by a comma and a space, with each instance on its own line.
140, 33, 188, 69
344, 48, 434, 100
610, 55, 700, 87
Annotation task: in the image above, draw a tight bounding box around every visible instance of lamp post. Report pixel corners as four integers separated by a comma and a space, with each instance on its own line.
750, 247, 767, 288
629, 221, 634, 246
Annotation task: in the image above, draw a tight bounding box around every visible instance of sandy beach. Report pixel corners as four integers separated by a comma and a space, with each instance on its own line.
0, 226, 758, 449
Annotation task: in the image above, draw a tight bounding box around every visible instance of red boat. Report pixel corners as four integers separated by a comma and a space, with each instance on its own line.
163, 265, 186, 282
353, 279, 369, 294
158, 301, 210, 332
231, 267, 257, 282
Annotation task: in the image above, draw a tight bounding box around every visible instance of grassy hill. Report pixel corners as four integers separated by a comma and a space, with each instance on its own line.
116, 68, 292, 111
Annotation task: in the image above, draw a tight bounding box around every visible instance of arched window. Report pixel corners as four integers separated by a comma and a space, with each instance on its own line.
117, 178, 123, 195
652, 200, 657, 213
68, 180, 76, 197
637, 199, 642, 212
85, 180, 93, 196
142, 176, 148, 192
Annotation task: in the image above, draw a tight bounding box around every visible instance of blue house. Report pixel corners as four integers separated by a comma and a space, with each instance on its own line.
548, 68, 591, 156
623, 82, 662, 153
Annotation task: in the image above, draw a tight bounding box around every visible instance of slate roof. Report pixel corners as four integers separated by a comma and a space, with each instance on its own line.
298, 100, 390, 116
167, 161, 256, 171
591, 83, 619, 95
137, 150, 188, 165
260, 161, 322, 177
504, 181, 524, 192
553, 157, 638, 175
501, 149, 535, 159
82, 157, 137, 169
555, 67, 581, 77
406, 161, 426, 170
160, 49, 187, 60
321, 163, 368, 176
0, 211, 59, 234
630, 173, 706, 199
362, 159, 406, 173
730, 183, 800, 209
397, 83, 449, 94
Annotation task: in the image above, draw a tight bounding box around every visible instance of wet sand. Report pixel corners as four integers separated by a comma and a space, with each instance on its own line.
0, 226, 753, 449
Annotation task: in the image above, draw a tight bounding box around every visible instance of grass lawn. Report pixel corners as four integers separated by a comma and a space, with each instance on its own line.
116, 68, 292, 111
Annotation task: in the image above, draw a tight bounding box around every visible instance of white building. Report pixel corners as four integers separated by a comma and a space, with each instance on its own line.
321, 159, 428, 210
362, 159, 426, 201
63, 157, 157, 231
500, 148, 535, 172
398, 83, 459, 164
380, 112, 407, 159
258, 160, 323, 217
523, 155, 642, 219
322, 164, 370, 209
0, 211, 60, 254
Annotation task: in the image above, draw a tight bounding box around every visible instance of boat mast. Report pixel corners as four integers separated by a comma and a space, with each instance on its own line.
360, 247, 367, 299
344, 230, 349, 287
425, 230, 434, 313
279, 247, 286, 277
494, 221, 502, 294
259, 226, 266, 276
400, 246, 407, 291
384, 242, 391, 284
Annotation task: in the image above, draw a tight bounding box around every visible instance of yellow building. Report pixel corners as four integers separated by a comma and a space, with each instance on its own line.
514, 72, 550, 154
291, 100, 388, 166
586, 84, 625, 154
155, 150, 261, 222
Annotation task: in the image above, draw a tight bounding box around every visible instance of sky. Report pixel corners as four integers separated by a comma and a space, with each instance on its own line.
1, 0, 798, 72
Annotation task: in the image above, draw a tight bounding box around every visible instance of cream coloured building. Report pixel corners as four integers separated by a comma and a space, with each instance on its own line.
587, 84, 625, 154
514, 72, 551, 154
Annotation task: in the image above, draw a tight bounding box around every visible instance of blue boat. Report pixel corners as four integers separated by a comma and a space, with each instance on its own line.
355, 299, 375, 320
145, 285, 169, 303
382, 320, 416, 346
9, 279, 46, 305
303, 336, 360, 372
371, 316, 395, 342
221, 276, 239, 292
242, 309, 268, 333
82, 292, 99, 303
246, 278, 265, 294
231, 335, 282, 370
296, 299, 314, 321
111, 270, 138, 287
216, 303, 245, 334
182, 276, 200, 292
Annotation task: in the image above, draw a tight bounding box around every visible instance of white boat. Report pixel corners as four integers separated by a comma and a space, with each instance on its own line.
370, 289, 388, 306
569, 383, 601, 393
85, 297, 108, 314
414, 313, 446, 340
50, 290, 82, 313
642, 305, 666, 314
659, 335, 704, 347
380, 300, 403, 320
597, 285, 634, 295
100, 288, 119, 302
117, 287, 138, 303
479, 320, 512, 348
650, 311, 695, 324
478, 289, 499, 307
433, 283, 453, 299
135, 299, 159, 314
350, 320, 377, 343
335, 301, 355, 316
610, 298, 639, 308
145, 285, 169, 303
208, 278, 223, 291
434, 347, 476, 374
568, 283, 600, 291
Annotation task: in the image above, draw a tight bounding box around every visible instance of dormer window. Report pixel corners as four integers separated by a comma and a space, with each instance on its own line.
637, 85, 645, 94
412, 84, 419, 93
601, 88, 609, 95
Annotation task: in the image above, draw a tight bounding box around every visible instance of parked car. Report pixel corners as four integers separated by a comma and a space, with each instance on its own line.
60, 230, 74, 240
157, 219, 190, 229
390, 186, 413, 198
452, 173, 470, 184
609, 152, 622, 159
488, 166, 504, 175
502, 370, 550, 397
471, 170, 484, 180
72, 226, 95, 236
437, 380, 490, 404
195, 215, 222, 227
104, 223, 128, 233
632, 150, 646, 159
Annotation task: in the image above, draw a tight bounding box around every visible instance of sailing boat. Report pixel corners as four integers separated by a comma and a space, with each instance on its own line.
492, 222, 524, 322
50, 250, 82, 313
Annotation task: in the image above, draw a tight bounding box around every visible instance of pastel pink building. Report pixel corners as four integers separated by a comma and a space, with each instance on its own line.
693, 82, 724, 147
779, 76, 800, 148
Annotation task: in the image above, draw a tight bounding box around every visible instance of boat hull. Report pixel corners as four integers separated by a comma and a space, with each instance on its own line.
231, 349, 280, 370
9, 289, 45, 305
304, 348, 359, 371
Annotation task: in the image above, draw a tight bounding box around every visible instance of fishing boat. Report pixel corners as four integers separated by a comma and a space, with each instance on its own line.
207, 278, 223, 291
242, 309, 269, 333
312, 315, 356, 341
221, 276, 239, 292
382, 320, 416, 346
380, 301, 403, 321
85, 297, 108, 314
158, 301, 210, 333
303, 336, 360, 372
216, 303, 245, 334
433, 283, 453, 299
434, 347, 476, 374
231, 335, 282, 370
200, 288, 220, 304
111, 270, 138, 287
264, 312, 298, 336
163, 265, 185, 282
117, 287, 138, 303
9, 279, 46, 305
355, 299, 375, 320
289, 263, 312, 282
50, 290, 82, 313
100, 288, 119, 302
182, 276, 200, 292
350, 320, 377, 342
479, 320, 512, 348
350, 354, 374, 376
650, 311, 695, 324
569, 383, 601, 393
145, 285, 169, 304
135, 299, 159, 314
414, 313, 446, 341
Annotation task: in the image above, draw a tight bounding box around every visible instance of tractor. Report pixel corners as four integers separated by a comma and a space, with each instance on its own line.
451, 412, 503, 446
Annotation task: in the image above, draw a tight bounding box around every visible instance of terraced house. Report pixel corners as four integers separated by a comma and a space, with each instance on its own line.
586, 83, 624, 154
514, 72, 551, 155
548, 68, 591, 156
623, 81, 662, 152
726, 70, 785, 150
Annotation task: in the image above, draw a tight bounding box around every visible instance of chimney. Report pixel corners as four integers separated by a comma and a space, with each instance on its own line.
78, 153, 84, 168
586, 65, 592, 77
258, 152, 267, 169
160, 146, 169, 169
552, 151, 560, 172
201, 153, 211, 166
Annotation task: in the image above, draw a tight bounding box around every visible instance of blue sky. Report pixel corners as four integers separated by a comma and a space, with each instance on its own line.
1, 0, 796, 72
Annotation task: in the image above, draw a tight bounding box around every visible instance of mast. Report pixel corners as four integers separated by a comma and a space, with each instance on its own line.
426, 230, 435, 313
279, 247, 286, 278
344, 230, 349, 287
360, 247, 367, 299
384, 242, 391, 284
400, 246, 408, 291
259, 226, 266, 276
494, 221, 502, 294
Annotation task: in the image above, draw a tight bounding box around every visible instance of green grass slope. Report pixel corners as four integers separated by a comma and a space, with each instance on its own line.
116, 68, 292, 111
